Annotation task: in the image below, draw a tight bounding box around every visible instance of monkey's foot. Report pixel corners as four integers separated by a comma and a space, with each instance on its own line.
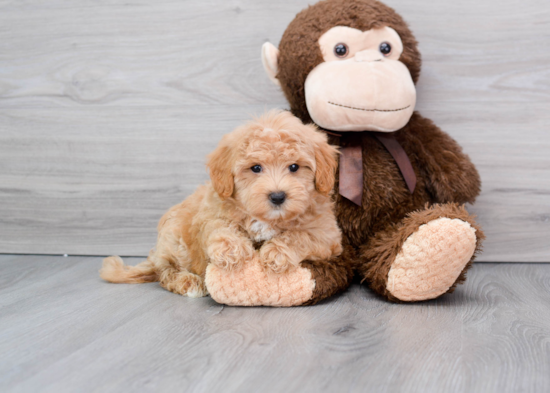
386, 217, 477, 301
205, 258, 315, 307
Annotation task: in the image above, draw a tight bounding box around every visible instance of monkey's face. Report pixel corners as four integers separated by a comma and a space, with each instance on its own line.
304, 26, 416, 132
262, 0, 423, 130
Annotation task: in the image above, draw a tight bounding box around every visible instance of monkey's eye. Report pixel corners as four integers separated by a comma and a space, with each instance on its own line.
334, 43, 349, 58
251, 165, 262, 173
379, 42, 392, 56
289, 164, 299, 172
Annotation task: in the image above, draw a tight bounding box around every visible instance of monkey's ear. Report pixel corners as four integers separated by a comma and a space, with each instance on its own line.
261, 42, 280, 86
207, 138, 234, 200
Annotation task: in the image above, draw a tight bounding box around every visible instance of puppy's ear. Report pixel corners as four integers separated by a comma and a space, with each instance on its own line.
311, 128, 338, 195
207, 136, 235, 200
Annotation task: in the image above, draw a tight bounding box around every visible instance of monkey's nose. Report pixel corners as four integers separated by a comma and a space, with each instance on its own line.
269, 191, 286, 206
354, 49, 383, 63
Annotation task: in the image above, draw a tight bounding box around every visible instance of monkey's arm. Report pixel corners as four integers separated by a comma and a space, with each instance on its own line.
408, 113, 481, 204
299, 242, 355, 305
205, 244, 354, 307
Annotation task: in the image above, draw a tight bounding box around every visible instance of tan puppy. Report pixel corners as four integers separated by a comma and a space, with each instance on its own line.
100, 110, 342, 298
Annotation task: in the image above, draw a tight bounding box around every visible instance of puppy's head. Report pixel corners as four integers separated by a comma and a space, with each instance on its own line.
207, 110, 338, 222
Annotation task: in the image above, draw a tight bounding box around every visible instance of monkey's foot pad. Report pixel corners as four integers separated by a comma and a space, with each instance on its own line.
205, 259, 315, 307
387, 217, 477, 302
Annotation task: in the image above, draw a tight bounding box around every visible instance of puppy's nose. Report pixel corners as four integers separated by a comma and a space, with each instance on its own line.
269, 191, 286, 206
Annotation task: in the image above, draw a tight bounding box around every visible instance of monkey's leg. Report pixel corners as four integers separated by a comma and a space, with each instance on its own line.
300, 242, 355, 305
358, 203, 484, 302
205, 242, 355, 307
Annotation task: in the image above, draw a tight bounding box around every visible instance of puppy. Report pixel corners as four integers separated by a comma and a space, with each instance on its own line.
100, 110, 342, 297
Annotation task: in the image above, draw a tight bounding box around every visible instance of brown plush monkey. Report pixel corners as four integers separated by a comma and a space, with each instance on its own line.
262, 0, 484, 302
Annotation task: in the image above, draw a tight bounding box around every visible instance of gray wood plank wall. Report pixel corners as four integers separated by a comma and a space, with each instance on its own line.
1, 0, 549, 261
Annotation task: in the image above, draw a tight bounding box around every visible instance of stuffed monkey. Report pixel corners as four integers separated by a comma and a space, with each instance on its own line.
261, 0, 484, 302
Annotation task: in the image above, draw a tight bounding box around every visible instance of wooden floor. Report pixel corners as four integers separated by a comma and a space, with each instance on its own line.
1, 255, 549, 393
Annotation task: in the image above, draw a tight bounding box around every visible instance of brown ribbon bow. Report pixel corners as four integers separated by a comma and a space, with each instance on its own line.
338, 132, 416, 206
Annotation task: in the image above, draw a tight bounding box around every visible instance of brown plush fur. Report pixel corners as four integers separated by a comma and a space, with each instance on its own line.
274, 0, 484, 302
358, 203, 485, 302
100, 111, 346, 300
301, 238, 356, 305
329, 113, 481, 248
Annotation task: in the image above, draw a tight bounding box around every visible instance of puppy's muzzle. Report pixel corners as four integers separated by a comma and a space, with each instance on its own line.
269, 191, 286, 206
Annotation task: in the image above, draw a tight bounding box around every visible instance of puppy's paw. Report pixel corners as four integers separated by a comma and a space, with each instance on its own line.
207, 237, 254, 270
259, 242, 300, 274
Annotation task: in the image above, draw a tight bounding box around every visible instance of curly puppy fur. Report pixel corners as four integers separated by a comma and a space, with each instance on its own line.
100, 110, 343, 297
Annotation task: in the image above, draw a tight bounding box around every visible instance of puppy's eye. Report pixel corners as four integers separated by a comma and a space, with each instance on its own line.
379, 42, 392, 56
289, 164, 299, 172
251, 165, 262, 173
334, 43, 348, 58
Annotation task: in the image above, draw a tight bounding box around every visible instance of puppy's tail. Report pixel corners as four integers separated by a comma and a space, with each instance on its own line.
100, 256, 158, 284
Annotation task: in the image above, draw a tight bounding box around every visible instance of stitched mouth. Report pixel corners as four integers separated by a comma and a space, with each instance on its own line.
328, 101, 411, 112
